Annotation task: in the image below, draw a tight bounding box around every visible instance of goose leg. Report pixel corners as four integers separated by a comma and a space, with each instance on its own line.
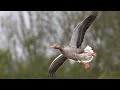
81, 62, 90, 69
83, 63, 90, 69
88, 52, 97, 57
77, 60, 90, 69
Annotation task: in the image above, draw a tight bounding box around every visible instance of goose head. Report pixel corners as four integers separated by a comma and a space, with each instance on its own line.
51, 44, 61, 50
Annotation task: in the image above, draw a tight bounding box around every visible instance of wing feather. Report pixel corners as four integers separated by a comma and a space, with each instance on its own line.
69, 11, 98, 48
48, 54, 67, 78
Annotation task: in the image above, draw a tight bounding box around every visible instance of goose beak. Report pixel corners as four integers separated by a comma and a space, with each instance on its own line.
92, 52, 96, 57
51, 45, 54, 48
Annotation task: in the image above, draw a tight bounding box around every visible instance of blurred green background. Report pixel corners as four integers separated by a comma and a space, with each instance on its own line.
0, 11, 119, 79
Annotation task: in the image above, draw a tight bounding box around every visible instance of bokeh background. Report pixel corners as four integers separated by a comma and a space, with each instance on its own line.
0, 11, 119, 79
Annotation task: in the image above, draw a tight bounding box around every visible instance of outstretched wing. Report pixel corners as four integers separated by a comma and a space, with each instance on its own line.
48, 54, 67, 78
69, 11, 98, 48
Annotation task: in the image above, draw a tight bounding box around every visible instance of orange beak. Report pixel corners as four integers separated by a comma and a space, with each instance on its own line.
92, 52, 97, 57
51, 45, 54, 48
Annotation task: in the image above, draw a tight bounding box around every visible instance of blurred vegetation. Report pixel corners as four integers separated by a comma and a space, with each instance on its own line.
0, 11, 119, 79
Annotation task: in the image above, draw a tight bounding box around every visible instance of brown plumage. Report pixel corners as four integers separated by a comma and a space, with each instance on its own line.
49, 11, 98, 78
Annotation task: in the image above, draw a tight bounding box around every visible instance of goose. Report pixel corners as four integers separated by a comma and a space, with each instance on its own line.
49, 11, 98, 78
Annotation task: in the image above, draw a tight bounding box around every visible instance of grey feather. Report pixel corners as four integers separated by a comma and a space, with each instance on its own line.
48, 54, 67, 78
69, 11, 98, 48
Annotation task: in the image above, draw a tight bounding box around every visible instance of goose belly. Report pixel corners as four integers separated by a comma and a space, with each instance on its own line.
63, 51, 93, 62
74, 53, 92, 60
62, 47, 80, 59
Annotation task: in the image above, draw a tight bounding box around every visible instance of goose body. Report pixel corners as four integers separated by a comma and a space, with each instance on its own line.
62, 47, 83, 60
49, 11, 98, 78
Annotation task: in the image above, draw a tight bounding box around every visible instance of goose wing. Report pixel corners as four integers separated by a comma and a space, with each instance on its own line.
48, 54, 67, 78
69, 11, 98, 48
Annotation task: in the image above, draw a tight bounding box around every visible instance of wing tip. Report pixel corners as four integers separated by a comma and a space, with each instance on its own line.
48, 66, 56, 79
48, 71, 55, 79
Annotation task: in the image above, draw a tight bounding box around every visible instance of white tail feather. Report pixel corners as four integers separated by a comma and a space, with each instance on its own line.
84, 45, 94, 53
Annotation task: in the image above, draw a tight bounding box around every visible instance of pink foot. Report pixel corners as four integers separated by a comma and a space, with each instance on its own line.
89, 52, 97, 57
83, 63, 90, 69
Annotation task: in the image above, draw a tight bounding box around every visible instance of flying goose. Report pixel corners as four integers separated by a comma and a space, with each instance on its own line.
49, 11, 98, 78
